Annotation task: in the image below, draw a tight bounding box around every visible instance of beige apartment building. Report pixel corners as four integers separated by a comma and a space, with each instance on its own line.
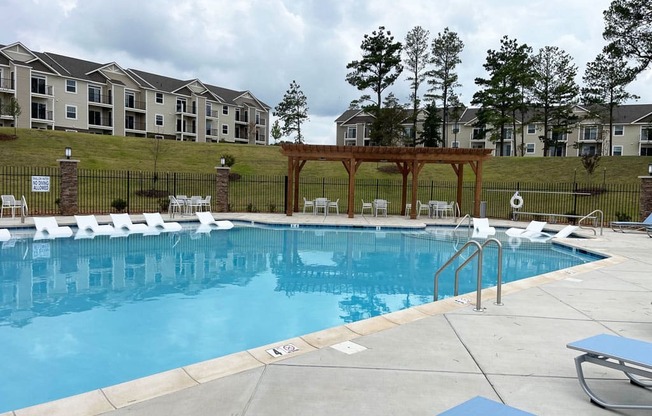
0, 42, 270, 144
336, 104, 652, 156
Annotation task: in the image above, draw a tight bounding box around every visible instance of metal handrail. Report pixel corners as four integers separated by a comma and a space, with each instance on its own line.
578, 209, 603, 236
452, 214, 472, 233
434, 238, 504, 312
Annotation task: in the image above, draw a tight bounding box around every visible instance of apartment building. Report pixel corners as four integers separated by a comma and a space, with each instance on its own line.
0, 42, 270, 144
335, 104, 652, 156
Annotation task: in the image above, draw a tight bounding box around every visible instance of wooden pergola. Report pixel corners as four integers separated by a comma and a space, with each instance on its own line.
280, 144, 493, 219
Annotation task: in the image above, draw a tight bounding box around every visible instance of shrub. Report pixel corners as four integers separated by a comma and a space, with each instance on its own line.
614, 211, 631, 222
111, 198, 127, 212
268, 203, 276, 213
158, 198, 169, 212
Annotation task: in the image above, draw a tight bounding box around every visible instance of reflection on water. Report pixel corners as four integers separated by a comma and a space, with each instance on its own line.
0, 226, 597, 327
0, 225, 599, 412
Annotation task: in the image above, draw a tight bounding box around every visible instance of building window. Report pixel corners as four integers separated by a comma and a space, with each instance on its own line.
66, 105, 77, 119
525, 143, 535, 154
88, 85, 101, 103
613, 125, 624, 136
451, 141, 460, 148
527, 124, 536, 134
222, 124, 228, 135
583, 125, 598, 140
346, 126, 357, 139
66, 79, 77, 93
613, 145, 623, 156
155, 114, 164, 126
125, 91, 135, 108
155, 92, 163, 104
222, 105, 229, 115
472, 126, 485, 141
642, 126, 652, 141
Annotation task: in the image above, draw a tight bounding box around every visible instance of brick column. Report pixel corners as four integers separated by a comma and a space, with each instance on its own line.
215, 166, 230, 212
58, 159, 79, 215
639, 175, 652, 221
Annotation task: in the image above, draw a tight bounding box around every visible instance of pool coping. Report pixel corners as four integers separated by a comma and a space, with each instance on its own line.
2, 221, 617, 416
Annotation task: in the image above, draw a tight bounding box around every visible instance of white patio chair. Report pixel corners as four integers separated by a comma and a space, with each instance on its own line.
327, 199, 339, 215
1, 195, 23, 218
200, 195, 211, 211
314, 198, 328, 216
168, 195, 183, 218
373, 199, 388, 217
303, 197, 315, 213
187, 196, 203, 214
361, 199, 373, 216
417, 200, 431, 218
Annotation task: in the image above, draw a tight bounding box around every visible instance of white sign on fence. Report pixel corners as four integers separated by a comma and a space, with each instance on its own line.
31, 176, 50, 192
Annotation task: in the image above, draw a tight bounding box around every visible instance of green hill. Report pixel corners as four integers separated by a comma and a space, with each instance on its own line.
2, 127, 650, 184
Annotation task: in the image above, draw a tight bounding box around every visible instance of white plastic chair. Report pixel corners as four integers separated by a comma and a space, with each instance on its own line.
327, 199, 339, 215
200, 195, 211, 211
314, 198, 328, 215
303, 197, 315, 213
168, 196, 183, 218
1, 195, 23, 218
417, 200, 431, 218
361, 199, 373, 216
373, 199, 388, 217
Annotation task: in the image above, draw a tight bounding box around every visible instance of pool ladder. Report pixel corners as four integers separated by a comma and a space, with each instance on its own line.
433, 238, 503, 312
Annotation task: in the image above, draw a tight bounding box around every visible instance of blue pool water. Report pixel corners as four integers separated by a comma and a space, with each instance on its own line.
0, 223, 602, 412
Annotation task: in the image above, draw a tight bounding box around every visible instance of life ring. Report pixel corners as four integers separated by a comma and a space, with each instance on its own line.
510, 192, 524, 209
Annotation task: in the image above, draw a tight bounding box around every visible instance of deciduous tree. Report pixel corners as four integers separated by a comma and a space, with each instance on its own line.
273, 80, 309, 144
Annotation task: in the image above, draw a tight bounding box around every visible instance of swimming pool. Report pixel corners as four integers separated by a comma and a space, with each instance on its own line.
0, 223, 602, 412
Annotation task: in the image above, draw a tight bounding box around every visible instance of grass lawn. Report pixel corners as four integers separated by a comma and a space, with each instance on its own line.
2, 127, 651, 184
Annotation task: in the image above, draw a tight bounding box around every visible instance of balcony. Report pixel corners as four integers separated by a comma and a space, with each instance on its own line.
31, 84, 53, 96
125, 100, 146, 111
206, 128, 219, 136
32, 110, 53, 121
206, 109, 220, 118
89, 118, 113, 128
0, 77, 14, 91
235, 113, 249, 124
640, 131, 652, 142
88, 93, 112, 105
125, 120, 146, 131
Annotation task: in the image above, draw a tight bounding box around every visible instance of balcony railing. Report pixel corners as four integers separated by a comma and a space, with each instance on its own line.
176, 127, 197, 134
206, 128, 219, 136
31, 84, 53, 96
206, 109, 220, 118
257, 118, 266, 126
33, 110, 54, 121
0, 77, 14, 90
125, 100, 146, 111
235, 114, 249, 123
640, 133, 652, 142
89, 94, 112, 105
125, 121, 146, 131
89, 118, 113, 127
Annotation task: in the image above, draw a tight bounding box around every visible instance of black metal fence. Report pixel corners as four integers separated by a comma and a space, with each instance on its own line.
0, 166, 641, 222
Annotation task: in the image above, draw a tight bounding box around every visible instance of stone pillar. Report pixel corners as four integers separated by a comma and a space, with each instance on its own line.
639, 175, 652, 221
58, 159, 79, 215
215, 166, 230, 212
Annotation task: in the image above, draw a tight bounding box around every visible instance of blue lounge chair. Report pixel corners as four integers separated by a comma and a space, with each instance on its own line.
438, 396, 535, 415
567, 334, 652, 410
611, 212, 652, 232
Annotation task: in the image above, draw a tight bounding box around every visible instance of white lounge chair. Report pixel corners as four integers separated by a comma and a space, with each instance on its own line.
0, 228, 10, 242
74, 215, 115, 238
33, 217, 73, 239
196, 211, 234, 230
471, 217, 496, 238
143, 212, 182, 232
611, 212, 652, 232
110, 213, 151, 234
505, 220, 547, 238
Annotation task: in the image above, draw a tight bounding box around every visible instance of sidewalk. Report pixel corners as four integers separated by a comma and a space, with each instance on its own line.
3, 214, 651, 416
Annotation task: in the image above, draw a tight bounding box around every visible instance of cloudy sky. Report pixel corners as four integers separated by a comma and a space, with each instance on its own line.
2, 0, 649, 144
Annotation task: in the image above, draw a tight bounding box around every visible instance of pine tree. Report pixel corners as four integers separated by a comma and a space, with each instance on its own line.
273, 80, 309, 144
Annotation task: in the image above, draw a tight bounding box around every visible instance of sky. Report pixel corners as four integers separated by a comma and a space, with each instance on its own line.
2, 0, 650, 145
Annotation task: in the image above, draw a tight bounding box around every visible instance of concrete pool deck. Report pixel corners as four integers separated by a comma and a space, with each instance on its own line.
1, 213, 651, 415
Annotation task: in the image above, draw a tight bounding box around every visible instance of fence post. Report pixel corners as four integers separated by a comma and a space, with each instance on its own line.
215, 165, 230, 212
58, 158, 79, 216
639, 171, 652, 221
